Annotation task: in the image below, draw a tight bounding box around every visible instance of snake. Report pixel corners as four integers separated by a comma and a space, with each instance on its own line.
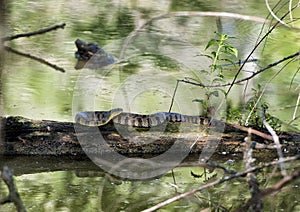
75, 108, 209, 128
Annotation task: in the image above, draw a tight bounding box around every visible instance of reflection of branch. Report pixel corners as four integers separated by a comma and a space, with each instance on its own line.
236, 169, 300, 212
4, 46, 65, 73
1, 23, 66, 42
0, 166, 27, 212
142, 155, 300, 212
243, 134, 263, 211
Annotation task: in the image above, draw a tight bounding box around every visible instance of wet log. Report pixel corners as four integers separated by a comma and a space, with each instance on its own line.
0, 116, 299, 158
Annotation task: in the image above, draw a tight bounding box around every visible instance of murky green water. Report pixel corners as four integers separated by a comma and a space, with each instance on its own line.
1, 156, 300, 211
1, 0, 300, 211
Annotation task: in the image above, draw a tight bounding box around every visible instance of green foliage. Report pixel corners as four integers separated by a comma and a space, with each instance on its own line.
205, 32, 238, 74
196, 32, 238, 116
197, 33, 280, 129
243, 85, 281, 130
227, 84, 282, 130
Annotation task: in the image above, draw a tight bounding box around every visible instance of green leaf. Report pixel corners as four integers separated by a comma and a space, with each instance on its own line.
223, 46, 238, 57
211, 51, 217, 58
192, 99, 205, 103
205, 39, 216, 50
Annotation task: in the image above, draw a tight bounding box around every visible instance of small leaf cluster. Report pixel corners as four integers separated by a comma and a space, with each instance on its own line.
205, 32, 238, 77
244, 84, 281, 130
227, 84, 281, 130
196, 32, 238, 116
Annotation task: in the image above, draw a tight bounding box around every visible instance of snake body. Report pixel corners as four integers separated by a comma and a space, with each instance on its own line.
75, 108, 208, 127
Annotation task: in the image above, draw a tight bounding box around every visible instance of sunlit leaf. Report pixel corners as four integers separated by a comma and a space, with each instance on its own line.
205, 39, 216, 50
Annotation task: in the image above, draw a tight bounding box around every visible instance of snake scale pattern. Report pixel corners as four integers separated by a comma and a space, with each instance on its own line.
75, 108, 209, 127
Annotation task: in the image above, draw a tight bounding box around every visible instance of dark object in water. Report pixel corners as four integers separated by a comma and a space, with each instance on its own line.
74, 39, 117, 69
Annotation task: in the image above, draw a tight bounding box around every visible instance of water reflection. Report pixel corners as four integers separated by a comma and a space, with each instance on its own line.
1, 155, 299, 211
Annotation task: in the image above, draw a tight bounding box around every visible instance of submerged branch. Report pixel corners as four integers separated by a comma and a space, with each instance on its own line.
236, 169, 300, 212
0, 166, 27, 212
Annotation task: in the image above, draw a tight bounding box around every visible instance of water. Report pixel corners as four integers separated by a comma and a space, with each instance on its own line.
1, 0, 300, 211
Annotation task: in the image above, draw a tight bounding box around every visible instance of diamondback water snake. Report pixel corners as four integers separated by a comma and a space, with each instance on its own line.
75, 108, 209, 127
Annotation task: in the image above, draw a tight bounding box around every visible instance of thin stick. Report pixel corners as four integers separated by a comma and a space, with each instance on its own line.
2, 23, 66, 42
225, 6, 298, 96
263, 120, 287, 176
265, 0, 290, 27
293, 90, 300, 120
236, 169, 300, 212
179, 50, 300, 88
168, 80, 180, 112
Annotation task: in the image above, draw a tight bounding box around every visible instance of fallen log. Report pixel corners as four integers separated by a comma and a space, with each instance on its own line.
0, 116, 299, 158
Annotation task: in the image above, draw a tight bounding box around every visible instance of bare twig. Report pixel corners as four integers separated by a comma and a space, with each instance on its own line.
230, 123, 273, 140
168, 80, 180, 112
179, 50, 300, 88
226, 5, 299, 96
236, 169, 300, 212
1, 23, 67, 72
0, 166, 27, 212
1, 23, 66, 42
142, 155, 299, 212
4, 46, 65, 73
263, 120, 287, 176
243, 133, 263, 211
293, 87, 300, 120
265, 0, 290, 27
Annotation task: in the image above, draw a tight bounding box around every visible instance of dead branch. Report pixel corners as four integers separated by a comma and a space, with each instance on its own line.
4, 46, 65, 73
0, 166, 27, 212
1, 23, 66, 42
243, 134, 263, 211
236, 169, 300, 212
226, 7, 299, 95
1, 23, 67, 72
264, 120, 287, 176
142, 155, 300, 212
178, 50, 300, 88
